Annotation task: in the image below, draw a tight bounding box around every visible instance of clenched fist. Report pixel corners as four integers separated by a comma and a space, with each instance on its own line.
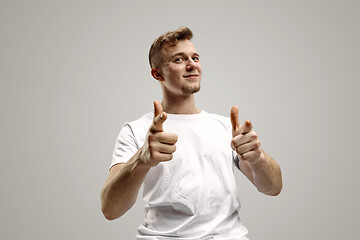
139, 100, 178, 167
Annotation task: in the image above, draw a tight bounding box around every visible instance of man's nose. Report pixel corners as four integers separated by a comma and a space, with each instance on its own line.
186, 58, 196, 71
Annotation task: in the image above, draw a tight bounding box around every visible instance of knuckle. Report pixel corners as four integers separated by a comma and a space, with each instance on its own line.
150, 151, 158, 160
148, 141, 155, 150
169, 133, 178, 143
148, 134, 155, 141
236, 146, 242, 155
231, 139, 237, 148
251, 133, 258, 139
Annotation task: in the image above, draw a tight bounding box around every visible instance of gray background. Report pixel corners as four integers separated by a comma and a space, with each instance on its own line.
1, 0, 359, 239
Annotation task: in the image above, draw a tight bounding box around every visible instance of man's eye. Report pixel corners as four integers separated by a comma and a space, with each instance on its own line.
192, 56, 199, 62
174, 58, 183, 62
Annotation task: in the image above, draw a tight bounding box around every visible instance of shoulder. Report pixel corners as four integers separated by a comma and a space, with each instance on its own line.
127, 112, 153, 127
125, 112, 153, 135
116, 112, 152, 149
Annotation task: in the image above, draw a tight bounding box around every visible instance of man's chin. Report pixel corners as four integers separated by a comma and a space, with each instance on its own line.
182, 85, 200, 95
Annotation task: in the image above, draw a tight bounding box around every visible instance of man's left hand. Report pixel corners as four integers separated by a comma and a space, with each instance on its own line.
230, 106, 265, 165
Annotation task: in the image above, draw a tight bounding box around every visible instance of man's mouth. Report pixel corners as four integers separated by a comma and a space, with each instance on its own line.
183, 74, 198, 78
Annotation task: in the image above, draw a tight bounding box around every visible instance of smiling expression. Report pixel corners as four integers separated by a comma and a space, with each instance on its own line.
156, 39, 202, 96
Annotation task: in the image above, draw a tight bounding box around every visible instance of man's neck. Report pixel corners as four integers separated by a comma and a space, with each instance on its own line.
161, 94, 201, 114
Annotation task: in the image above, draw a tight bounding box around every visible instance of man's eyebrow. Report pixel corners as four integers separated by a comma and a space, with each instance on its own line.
171, 52, 200, 58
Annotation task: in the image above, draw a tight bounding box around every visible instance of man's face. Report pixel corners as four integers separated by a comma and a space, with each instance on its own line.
157, 39, 202, 96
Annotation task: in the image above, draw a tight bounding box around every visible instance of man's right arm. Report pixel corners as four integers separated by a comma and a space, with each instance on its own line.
101, 149, 151, 220
100, 100, 177, 220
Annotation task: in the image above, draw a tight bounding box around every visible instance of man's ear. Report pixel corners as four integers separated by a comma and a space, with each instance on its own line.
151, 68, 164, 81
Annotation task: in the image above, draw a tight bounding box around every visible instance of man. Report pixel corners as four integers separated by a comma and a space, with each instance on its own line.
101, 27, 282, 239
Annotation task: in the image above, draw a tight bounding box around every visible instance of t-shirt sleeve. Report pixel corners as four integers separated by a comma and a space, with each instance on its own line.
110, 123, 139, 170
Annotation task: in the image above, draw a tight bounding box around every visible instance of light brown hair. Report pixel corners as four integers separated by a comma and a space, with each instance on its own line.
149, 27, 193, 68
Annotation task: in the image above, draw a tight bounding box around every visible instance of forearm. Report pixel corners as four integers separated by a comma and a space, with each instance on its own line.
250, 150, 282, 196
101, 148, 150, 220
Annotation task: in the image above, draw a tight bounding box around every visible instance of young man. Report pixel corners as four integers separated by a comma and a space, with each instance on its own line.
101, 27, 282, 239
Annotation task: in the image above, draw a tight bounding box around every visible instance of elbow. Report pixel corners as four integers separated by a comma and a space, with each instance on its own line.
100, 189, 121, 221
101, 198, 134, 221
101, 204, 123, 221
101, 197, 120, 221
264, 173, 283, 196
101, 202, 115, 221
274, 183, 283, 196
259, 181, 283, 196
267, 188, 282, 196
273, 177, 283, 196
102, 210, 118, 221
260, 188, 281, 196
102, 211, 115, 221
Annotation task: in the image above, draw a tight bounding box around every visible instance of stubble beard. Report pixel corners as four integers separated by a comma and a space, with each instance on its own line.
182, 84, 201, 95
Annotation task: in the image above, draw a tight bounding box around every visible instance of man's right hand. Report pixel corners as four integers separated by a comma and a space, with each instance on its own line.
139, 100, 178, 167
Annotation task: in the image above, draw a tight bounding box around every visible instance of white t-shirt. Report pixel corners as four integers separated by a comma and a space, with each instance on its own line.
111, 111, 249, 240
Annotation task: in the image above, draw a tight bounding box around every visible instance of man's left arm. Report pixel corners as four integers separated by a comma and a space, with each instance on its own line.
235, 149, 282, 196
230, 106, 283, 196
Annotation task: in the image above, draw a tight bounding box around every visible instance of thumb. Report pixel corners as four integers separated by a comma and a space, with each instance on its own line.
230, 106, 240, 136
150, 100, 166, 133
